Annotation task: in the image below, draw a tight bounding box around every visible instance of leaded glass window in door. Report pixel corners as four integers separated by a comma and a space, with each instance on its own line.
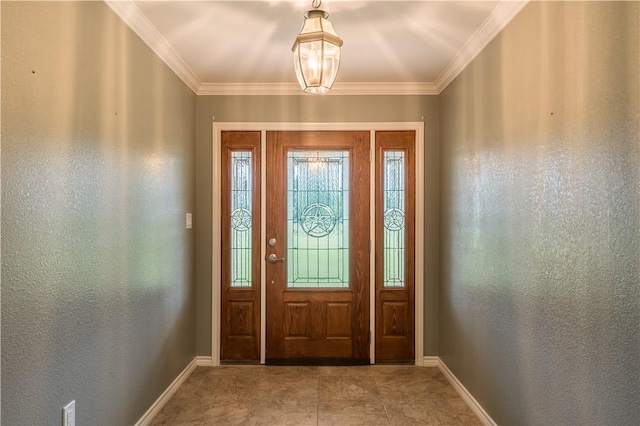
287, 151, 349, 288
383, 151, 405, 287
230, 151, 252, 287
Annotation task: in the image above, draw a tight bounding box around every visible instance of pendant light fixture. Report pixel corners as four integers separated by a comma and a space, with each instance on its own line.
292, 0, 343, 94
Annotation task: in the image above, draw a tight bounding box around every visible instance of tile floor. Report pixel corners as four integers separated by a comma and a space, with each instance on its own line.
150, 365, 483, 425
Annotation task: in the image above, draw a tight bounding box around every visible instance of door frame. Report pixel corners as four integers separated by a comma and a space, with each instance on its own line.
212, 122, 425, 366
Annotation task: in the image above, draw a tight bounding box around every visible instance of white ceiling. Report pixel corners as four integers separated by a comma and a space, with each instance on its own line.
106, 0, 529, 95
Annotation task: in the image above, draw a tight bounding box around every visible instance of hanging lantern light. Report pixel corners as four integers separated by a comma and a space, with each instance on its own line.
292, 0, 343, 94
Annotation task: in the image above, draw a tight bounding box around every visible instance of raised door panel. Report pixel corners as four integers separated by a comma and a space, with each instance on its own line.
381, 301, 408, 337
228, 301, 255, 337
326, 302, 352, 339
285, 303, 311, 339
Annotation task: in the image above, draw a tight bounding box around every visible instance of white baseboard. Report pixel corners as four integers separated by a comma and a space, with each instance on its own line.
422, 356, 440, 367
194, 356, 213, 367
135, 357, 198, 426
434, 358, 497, 426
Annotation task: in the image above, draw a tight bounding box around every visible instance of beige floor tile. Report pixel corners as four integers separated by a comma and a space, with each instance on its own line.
456, 410, 484, 426
150, 365, 482, 426
172, 373, 206, 399
194, 373, 261, 402
177, 400, 252, 425
318, 365, 374, 377
318, 398, 390, 425
255, 374, 318, 400
259, 366, 319, 378
318, 375, 380, 401
445, 398, 471, 413
384, 399, 440, 426
148, 396, 186, 425
376, 380, 437, 402
246, 397, 317, 426
430, 399, 469, 426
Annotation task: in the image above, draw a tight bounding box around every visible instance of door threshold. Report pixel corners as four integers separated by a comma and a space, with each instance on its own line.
266, 358, 370, 366
374, 360, 415, 365
220, 360, 261, 366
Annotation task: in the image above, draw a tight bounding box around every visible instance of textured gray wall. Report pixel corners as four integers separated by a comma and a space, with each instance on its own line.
1, 2, 196, 424
195, 95, 440, 357
439, 2, 639, 424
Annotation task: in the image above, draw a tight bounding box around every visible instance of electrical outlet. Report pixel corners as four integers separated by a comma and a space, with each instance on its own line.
62, 401, 75, 426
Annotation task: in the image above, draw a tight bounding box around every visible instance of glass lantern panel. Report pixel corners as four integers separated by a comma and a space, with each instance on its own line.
320, 41, 340, 87
321, 19, 339, 37
301, 16, 323, 34
293, 46, 305, 88
298, 40, 324, 87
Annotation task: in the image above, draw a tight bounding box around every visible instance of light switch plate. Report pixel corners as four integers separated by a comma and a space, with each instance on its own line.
186, 213, 193, 229
62, 400, 75, 426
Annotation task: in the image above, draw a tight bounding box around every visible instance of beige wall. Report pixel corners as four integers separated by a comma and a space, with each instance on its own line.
1, 2, 196, 424
439, 2, 639, 424
195, 95, 440, 357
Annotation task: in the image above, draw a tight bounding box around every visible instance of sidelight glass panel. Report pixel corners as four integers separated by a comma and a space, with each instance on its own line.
383, 151, 405, 287
230, 151, 252, 287
287, 150, 349, 288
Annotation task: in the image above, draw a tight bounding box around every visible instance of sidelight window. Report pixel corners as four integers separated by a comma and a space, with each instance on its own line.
230, 151, 253, 287
383, 151, 405, 287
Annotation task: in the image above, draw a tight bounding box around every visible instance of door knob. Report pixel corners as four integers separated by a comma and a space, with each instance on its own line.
268, 253, 285, 263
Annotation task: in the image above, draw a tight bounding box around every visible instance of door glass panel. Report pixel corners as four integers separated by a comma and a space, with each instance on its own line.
287, 150, 349, 288
230, 151, 252, 287
383, 151, 405, 287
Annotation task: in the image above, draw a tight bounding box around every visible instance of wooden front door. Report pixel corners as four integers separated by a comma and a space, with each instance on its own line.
265, 131, 370, 363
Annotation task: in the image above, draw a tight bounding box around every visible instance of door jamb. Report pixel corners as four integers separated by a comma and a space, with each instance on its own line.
212, 122, 425, 366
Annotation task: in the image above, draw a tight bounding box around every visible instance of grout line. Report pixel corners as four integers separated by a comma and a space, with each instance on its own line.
372, 371, 393, 425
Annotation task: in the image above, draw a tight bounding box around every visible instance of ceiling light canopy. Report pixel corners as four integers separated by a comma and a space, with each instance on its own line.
292, 0, 343, 95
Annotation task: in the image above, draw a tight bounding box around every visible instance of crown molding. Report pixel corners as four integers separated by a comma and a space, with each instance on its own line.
434, 0, 529, 93
199, 83, 302, 96
199, 81, 438, 96
331, 82, 438, 96
105, 0, 201, 94
106, 0, 528, 96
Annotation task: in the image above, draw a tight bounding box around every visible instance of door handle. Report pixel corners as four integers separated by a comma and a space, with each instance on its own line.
267, 253, 285, 263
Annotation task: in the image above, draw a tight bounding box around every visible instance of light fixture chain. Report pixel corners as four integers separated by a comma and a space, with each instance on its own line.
312, 0, 321, 10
